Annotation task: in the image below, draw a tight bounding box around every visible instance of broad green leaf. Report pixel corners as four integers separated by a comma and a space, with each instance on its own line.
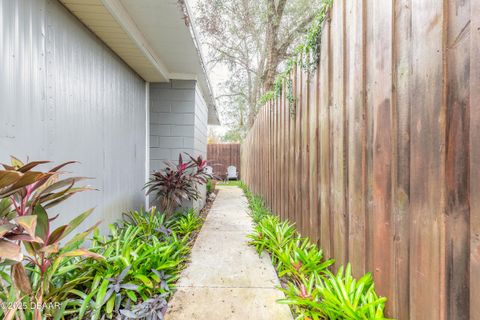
33, 205, 49, 242
79, 289, 96, 319
93, 279, 110, 318
0, 198, 14, 219
60, 208, 95, 241
63, 221, 101, 251
105, 294, 115, 314
53, 300, 68, 320
126, 290, 137, 302
134, 274, 153, 288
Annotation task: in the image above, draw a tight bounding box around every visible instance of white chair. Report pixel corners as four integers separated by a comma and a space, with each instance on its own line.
204, 166, 213, 175
226, 166, 238, 180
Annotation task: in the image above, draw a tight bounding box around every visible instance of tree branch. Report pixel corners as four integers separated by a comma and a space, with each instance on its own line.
277, 11, 318, 54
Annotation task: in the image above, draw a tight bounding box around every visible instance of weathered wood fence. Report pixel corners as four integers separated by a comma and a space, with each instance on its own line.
207, 144, 241, 179
241, 1, 479, 319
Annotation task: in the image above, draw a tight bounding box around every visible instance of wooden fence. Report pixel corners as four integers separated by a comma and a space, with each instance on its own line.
207, 144, 241, 179
241, 1, 479, 319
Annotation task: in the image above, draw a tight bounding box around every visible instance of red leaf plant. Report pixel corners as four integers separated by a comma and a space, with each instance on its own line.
0, 156, 102, 319
144, 153, 212, 216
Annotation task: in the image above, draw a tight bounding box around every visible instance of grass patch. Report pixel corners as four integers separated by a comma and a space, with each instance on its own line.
239, 182, 389, 320
217, 180, 243, 187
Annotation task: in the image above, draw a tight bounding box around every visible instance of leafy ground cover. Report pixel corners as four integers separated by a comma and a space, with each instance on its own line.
239, 182, 389, 320
1, 207, 205, 320
0, 154, 210, 319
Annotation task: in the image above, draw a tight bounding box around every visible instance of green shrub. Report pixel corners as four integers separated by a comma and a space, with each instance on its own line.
280, 265, 387, 320
0, 157, 101, 319
171, 209, 203, 237
0, 205, 204, 320
242, 183, 388, 320
145, 153, 211, 216
206, 179, 213, 194
59, 207, 203, 319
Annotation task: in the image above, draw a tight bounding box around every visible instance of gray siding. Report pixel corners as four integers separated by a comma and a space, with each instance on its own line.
0, 0, 147, 234
149, 80, 209, 209
194, 85, 208, 157
193, 85, 209, 209
149, 80, 198, 171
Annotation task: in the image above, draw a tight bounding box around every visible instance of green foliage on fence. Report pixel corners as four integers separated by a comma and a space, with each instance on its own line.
259, 0, 333, 108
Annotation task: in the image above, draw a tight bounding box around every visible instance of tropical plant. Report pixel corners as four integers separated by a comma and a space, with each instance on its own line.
171, 209, 203, 237
0, 157, 102, 319
246, 195, 270, 223
280, 265, 387, 319
123, 207, 171, 238
144, 153, 211, 216
206, 179, 213, 195
120, 294, 168, 320
242, 182, 388, 320
274, 237, 334, 281
59, 206, 204, 319
248, 215, 296, 255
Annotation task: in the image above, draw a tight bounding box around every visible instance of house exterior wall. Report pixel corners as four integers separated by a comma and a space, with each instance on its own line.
193, 85, 209, 208
149, 80, 197, 169
149, 81, 209, 209
0, 0, 147, 234
194, 85, 209, 157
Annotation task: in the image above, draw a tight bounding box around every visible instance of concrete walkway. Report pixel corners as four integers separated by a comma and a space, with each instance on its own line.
166, 186, 293, 320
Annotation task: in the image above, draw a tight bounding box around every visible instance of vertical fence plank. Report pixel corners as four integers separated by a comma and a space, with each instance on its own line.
470, 1, 480, 318
392, 0, 412, 317
330, 0, 347, 268
445, 1, 471, 319
276, 97, 280, 214
295, 64, 303, 231
280, 81, 285, 220
309, 64, 320, 243
345, 0, 367, 278
288, 71, 295, 224
370, 0, 394, 310
319, 18, 332, 259
302, 64, 311, 238
410, 0, 446, 318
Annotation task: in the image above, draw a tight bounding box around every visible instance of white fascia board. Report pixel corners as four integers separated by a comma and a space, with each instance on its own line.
101, 0, 170, 82
169, 73, 198, 80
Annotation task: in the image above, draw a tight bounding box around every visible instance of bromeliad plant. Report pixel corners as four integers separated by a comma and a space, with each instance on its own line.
56, 207, 204, 319
280, 265, 387, 319
170, 209, 203, 237
0, 157, 102, 319
145, 153, 211, 217
241, 182, 388, 320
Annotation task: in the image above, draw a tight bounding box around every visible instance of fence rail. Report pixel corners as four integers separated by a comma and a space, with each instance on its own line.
241, 1, 479, 319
